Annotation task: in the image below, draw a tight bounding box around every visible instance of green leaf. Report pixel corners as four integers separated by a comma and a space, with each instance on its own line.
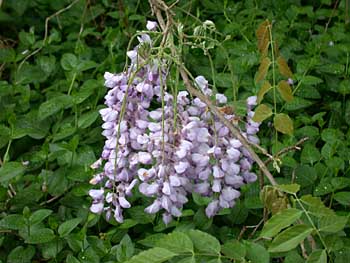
268, 224, 313, 253
285, 97, 314, 110
306, 249, 327, 263
138, 234, 167, 248
221, 240, 246, 260
334, 192, 350, 206
116, 234, 135, 262
301, 144, 321, 164
277, 184, 300, 194
41, 239, 64, 259
0, 48, 16, 63
29, 209, 52, 225
58, 218, 82, 237
274, 113, 293, 135
124, 247, 177, 263
244, 241, 269, 263
7, 246, 35, 263
66, 255, 81, 263
78, 111, 99, 129
318, 215, 348, 233
175, 257, 196, 263
260, 208, 303, 238
284, 250, 305, 263
302, 75, 323, 85
61, 53, 78, 71
25, 228, 56, 244
0, 162, 25, 183
338, 80, 350, 95
38, 95, 73, 120
300, 195, 335, 217
252, 104, 272, 122
2, 212, 21, 230
72, 79, 99, 104
77, 60, 98, 71
155, 231, 194, 254
187, 230, 220, 254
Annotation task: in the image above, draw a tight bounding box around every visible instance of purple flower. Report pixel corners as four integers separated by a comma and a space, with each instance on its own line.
205, 200, 219, 218
216, 94, 227, 104
146, 21, 158, 31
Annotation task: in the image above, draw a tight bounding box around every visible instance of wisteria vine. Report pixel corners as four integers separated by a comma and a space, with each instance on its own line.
89, 22, 261, 224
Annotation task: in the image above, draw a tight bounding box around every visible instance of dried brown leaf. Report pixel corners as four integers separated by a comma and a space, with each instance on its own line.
277, 56, 293, 78
257, 81, 272, 103
255, 57, 271, 83
256, 20, 271, 55
277, 80, 293, 102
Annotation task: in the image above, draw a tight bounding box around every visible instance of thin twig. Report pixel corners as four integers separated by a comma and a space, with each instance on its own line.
325, 0, 339, 32
17, 0, 80, 77
264, 137, 309, 166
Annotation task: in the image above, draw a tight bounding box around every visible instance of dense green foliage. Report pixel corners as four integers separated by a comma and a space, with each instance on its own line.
0, 0, 349, 262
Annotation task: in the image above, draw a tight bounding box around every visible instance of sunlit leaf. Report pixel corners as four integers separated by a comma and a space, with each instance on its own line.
274, 113, 293, 135
268, 224, 313, 253
252, 104, 272, 122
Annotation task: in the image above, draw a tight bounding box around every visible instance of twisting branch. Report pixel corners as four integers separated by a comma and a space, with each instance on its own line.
149, 0, 277, 186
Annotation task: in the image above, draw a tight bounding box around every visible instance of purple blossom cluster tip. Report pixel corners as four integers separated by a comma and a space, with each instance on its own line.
89, 21, 261, 224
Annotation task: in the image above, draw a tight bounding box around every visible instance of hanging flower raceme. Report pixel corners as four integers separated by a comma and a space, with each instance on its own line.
89, 21, 261, 224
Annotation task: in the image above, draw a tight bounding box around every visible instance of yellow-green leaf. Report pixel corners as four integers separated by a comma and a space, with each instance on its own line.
277, 184, 300, 194
268, 224, 313, 253
277, 80, 293, 102
257, 81, 272, 103
274, 113, 293, 135
255, 57, 271, 83
277, 56, 293, 78
260, 208, 303, 238
252, 104, 272, 122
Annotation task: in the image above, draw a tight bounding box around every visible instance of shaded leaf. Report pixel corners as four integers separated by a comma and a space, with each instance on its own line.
0, 162, 25, 183
38, 95, 73, 121
334, 192, 350, 206
7, 246, 35, 263
244, 241, 269, 263
306, 249, 327, 263
25, 228, 56, 244
29, 209, 52, 225
58, 218, 82, 237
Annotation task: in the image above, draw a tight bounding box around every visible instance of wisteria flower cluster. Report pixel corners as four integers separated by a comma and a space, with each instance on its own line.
89, 22, 261, 224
